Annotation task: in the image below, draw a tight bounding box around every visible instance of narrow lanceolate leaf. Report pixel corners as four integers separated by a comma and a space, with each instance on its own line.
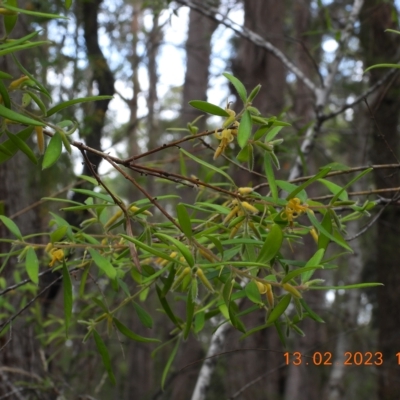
113, 318, 160, 343
161, 336, 181, 390
0, 41, 51, 57
65, 0, 73, 10
176, 203, 192, 239
283, 264, 323, 284
245, 281, 262, 304
0, 79, 11, 109
47, 95, 114, 117
188, 100, 229, 117
264, 152, 278, 201
184, 291, 195, 339
256, 224, 283, 265
5, 130, 37, 164
2, 4, 68, 19
0, 104, 44, 126
156, 285, 181, 326
307, 210, 352, 252
0, 215, 22, 239
301, 249, 325, 282
25, 247, 39, 285
238, 110, 252, 148
155, 232, 194, 268
0, 126, 34, 164
4, 0, 18, 35
318, 211, 332, 251
42, 132, 62, 169
88, 248, 117, 279
286, 167, 331, 200
180, 148, 235, 185
267, 293, 291, 324
133, 302, 153, 329
92, 330, 116, 385
62, 261, 73, 337
222, 72, 247, 104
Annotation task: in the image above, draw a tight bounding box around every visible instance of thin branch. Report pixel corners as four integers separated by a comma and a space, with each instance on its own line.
175, 0, 318, 95
81, 150, 141, 272
0, 274, 63, 334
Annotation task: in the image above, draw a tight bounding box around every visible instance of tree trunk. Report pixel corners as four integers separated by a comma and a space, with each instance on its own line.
359, 2, 400, 399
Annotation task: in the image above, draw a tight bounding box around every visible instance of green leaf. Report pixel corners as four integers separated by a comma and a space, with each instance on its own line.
47, 95, 113, 117
365, 63, 400, 73
0, 80, 11, 109
276, 181, 307, 202
237, 110, 252, 148
194, 311, 205, 333
88, 248, 117, 279
72, 188, 114, 203
286, 167, 331, 200
133, 302, 153, 329
184, 290, 195, 339
161, 336, 181, 390
267, 293, 291, 323
318, 212, 332, 251
50, 225, 68, 243
0, 41, 51, 57
188, 100, 229, 117
0, 104, 44, 127
42, 132, 62, 169
264, 153, 278, 200
26, 90, 47, 116
222, 72, 247, 104
256, 224, 283, 264
330, 168, 372, 204
282, 265, 323, 284
155, 233, 194, 268
176, 203, 192, 239
156, 285, 181, 326
4, 0, 18, 36
0, 215, 22, 239
62, 261, 73, 336
301, 249, 325, 282
11, 54, 51, 100
318, 179, 348, 201
307, 210, 352, 252
65, 0, 73, 10
5, 130, 37, 164
310, 283, 383, 290
180, 148, 235, 185
245, 281, 262, 304
113, 318, 160, 343
0, 71, 13, 79
247, 84, 261, 103
25, 247, 39, 285
300, 299, 324, 323
92, 330, 116, 385
2, 4, 68, 19
120, 235, 186, 268
265, 126, 284, 142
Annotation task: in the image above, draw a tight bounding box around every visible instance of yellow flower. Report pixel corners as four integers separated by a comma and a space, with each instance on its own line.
213, 128, 237, 159
281, 198, 308, 223
49, 248, 64, 267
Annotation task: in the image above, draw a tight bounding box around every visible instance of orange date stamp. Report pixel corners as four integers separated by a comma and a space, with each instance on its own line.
284, 351, 385, 366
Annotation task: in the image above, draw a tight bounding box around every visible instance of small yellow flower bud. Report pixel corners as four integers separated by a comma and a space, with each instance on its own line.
241, 201, 259, 214
309, 228, 319, 244
282, 283, 302, 298
196, 268, 214, 292
171, 266, 192, 291
35, 126, 45, 155
9, 76, 29, 90
238, 187, 254, 195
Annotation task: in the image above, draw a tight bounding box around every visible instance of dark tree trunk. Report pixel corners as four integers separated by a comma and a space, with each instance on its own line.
359, 2, 400, 399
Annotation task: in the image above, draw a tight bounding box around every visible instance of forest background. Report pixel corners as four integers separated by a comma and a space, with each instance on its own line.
1, 0, 400, 399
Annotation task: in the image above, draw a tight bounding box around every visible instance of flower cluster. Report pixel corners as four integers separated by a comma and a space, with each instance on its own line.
281, 198, 308, 226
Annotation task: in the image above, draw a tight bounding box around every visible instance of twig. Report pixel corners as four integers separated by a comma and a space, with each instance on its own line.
80, 150, 141, 272
0, 274, 63, 334
175, 0, 318, 95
